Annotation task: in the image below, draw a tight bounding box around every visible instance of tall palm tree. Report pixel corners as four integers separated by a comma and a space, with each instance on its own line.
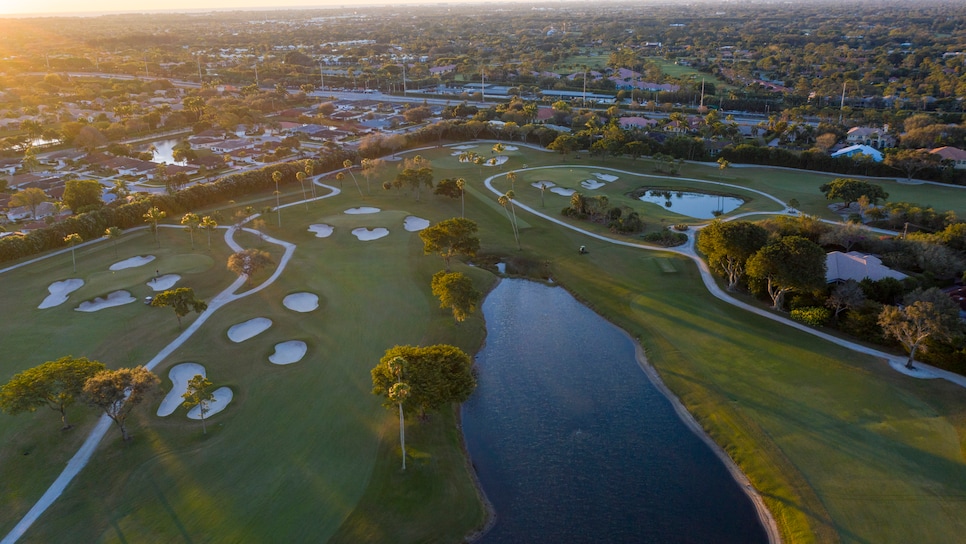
103, 227, 122, 258
271, 171, 282, 227
343, 159, 364, 197
506, 171, 517, 191
456, 178, 466, 218
181, 213, 200, 249
387, 357, 410, 471
200, 216, 218, 250
295, 171, 308, 208
143, 207, 166, 248
64, 233, 82, 272
304, 160, 316, 198
498, 192, 521, 250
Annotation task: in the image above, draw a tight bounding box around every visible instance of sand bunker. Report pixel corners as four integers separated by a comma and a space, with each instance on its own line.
450, 151, 464, 157
344, 207, 380, 215
503, 145, 519, 151
157, 362, 206, 417
308, 224, 335, 238
227, 317, 272, 342
283, 292, 319, 312
593, 172, 619, 182
581, 179, 605, 190
551, 187, 575, 196
75, 291, 136, 312
187, 386, 233, 420
147, 274, 181, 291
453, 144, 477, 150
532, 181, 556, 189
352, 227, 389, 241
39, 278, 84, 309
484, 156, 509, 167
269, 340, 308, 365
404, 216, 430, 232
110, 255, 155, 271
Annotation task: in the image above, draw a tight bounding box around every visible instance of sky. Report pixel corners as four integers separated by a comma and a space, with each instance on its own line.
0, 0, 502, 17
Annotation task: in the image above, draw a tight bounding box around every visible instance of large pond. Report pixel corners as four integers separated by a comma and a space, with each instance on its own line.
638, 189, 744, 219
462, 279, 767, 543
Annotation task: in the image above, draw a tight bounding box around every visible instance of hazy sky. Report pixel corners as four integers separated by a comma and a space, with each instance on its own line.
0, 0, 495, 16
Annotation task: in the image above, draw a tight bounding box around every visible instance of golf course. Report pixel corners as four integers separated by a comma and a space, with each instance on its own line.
3, 142, 966, 544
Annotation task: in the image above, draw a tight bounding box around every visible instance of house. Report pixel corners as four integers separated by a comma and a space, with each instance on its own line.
826, 251, 907, 283
619, 117, 659, 130
930, 146, 966, 170
846, 126, 895, 149
210, 139, 255, 154
831, 144, 884, 163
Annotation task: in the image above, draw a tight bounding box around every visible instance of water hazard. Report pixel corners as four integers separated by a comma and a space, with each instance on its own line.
637, 189, 744, 219
462, 279, 767, 543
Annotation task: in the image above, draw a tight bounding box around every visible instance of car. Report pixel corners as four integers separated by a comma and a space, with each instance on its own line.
144, 296, 153, 305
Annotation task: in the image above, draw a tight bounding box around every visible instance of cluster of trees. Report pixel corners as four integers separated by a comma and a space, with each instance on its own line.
563, 192, 644, 235
0, 357, 160, 441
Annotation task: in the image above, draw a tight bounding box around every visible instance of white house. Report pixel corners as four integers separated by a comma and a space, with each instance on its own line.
826, 251, 907, 283
831, 144, 884, 163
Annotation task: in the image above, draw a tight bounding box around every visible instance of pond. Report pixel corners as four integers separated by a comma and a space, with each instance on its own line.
462, 279, 767, 543
637, 189, 744, 219
146, 139, 185, 165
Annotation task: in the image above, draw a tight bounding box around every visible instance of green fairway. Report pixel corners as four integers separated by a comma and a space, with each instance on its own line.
3, 143, 966, 544
646, 56, 736, 91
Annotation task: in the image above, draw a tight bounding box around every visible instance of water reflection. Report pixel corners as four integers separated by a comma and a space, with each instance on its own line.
638, 190, 744, 219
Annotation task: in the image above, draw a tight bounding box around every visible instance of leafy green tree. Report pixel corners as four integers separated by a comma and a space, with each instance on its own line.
431, 271, 481, 323
746, 235, 827, 310
884, 149, 941, 181
547, 134, 579, 156
63, 233, 82, 272
9, 187, 48, 219
227, 248, 275, 284
182, 374, 215, 434
433, 178, 463, 199
151, 287, 208, 328
878, 288, 963, 369
371, 344, 476, 417
419, 217, 480, 270
103, 226, 122, 258
200, 216, 218, 250
62, 179, 103, 213
0, 356, 106, 429
818, 178, 888, 210
825, 280, 866, 319
83, 366, 160, 441
143, 207, 167, 248
181, 212, 200, 249
696, 220, 769, 291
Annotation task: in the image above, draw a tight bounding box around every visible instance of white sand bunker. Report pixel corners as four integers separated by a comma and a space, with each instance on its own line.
593, 172, 619, 182
228, 317, 273, 342
484, 156, 509, 167
352, 227, 389, 241
344, 207, 380, 215
551, 187, 576, 196
532, 181, 556, 189
187, 387, 233, 420
39, 278, 84, 309
269, 340, 308, 365
404, 216, 430, 232
503, 145, 519, 151
283, 292, 319, 312
308, 224, 335, 238
147, 274, 181, 291
453, 144, 477, 150
157, 362, 206, 417
581, 179, 605, 190
450, 151, 464, 157
110, 255, 156, 271
75, 290, 136, 312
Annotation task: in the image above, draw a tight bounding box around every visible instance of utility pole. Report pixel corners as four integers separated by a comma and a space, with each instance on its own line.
402, 60, 407, 95
319, 61, 324, 90
839, 81, 847, 123
481, 66, 486, 103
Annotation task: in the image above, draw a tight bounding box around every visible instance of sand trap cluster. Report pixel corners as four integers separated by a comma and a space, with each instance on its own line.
453, 144, 477, 150
484, 156, 509, 167
404, 216, 430, 232
580, 179, 605, 190
593, 172, 619, 182
269, 341, 308, 365
352, 227, 389, 241
532, 181, 556, 189
75, 291, 136, 312
551, 187, 576, 196
147, 274, 181, 291
157, 362, 206, 416
187, 387, 233, 419
344, 207, 380, 215
227, 317, 273, 342
110, 255, 155, 271
308, 224, 334, 238
283, 292, 319, 312
38, 279, 84, 309
503, 145, 519, 151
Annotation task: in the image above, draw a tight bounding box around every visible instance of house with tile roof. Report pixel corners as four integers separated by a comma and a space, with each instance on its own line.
930, 146, 966, 170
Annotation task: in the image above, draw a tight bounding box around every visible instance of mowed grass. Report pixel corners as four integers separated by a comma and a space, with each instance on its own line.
4, 144, 966, 543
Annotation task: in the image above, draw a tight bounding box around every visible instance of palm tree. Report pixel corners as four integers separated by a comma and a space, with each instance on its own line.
456, 178, 466, 218
200, 216, 218, 250
303, 160, 317, 198
498, 191, 521, 250
103, 226, 122, 258
492, 142, 505, 154
64, 233, 82, 272
143, 207, 166, 248
181, 213, 200, 249
271, 171, 282, 227
506, 171, 517, 191
343, 159, 364, 197
295, 171, 308, 209
335, 172, 345, 189
387, 357, 410, 471
361, 158, 377, 195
